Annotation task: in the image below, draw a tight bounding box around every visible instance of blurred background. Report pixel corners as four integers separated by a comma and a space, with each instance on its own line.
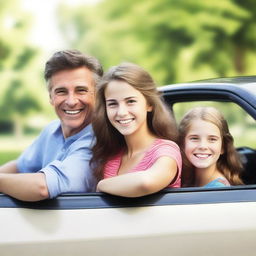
1, 0, 256, 164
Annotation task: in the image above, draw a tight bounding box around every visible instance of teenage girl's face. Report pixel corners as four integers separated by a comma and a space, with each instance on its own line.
184, 119, 223, 171
104, 80, 152, 137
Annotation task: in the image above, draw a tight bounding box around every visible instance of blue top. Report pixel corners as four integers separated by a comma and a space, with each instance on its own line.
17, 120, 96, 198
204, 177, 230, 188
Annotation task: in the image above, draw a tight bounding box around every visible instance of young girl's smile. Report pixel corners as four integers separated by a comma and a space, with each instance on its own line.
184, 119, 223, 171
105, 80, 152, 137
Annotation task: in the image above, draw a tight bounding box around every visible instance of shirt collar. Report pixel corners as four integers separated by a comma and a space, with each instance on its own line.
64, 124, 93, 143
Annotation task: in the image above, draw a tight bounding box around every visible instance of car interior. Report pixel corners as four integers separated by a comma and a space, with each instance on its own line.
237, 147, 256, 184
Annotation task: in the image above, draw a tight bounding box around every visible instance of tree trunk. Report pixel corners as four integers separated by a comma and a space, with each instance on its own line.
13, 114, 23, 140
234, 46, 245, 74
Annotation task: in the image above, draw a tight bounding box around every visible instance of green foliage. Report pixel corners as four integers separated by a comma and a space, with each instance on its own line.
58, 0, 256, 84
0, 79, 41, 119
0, 150, 21, 165
14, 47, 38, 70
0, 0, 47, 137
0, 0, 255, 143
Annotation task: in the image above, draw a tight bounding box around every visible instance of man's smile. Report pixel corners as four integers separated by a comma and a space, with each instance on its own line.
64, 109, 83, 115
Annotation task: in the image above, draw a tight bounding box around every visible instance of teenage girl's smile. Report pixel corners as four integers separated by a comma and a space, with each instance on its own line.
116, 118, 135, 125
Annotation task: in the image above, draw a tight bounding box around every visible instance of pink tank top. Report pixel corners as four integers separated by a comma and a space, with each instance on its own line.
104, 139, 182, 188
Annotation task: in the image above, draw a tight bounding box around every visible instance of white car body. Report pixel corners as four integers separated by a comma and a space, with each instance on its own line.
1, 201, 256, 256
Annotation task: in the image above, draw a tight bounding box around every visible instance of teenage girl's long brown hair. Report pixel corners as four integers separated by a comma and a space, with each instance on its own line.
91, 62, 178, 180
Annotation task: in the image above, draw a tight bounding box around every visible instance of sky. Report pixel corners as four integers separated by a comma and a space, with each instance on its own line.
21, 0, 101, 54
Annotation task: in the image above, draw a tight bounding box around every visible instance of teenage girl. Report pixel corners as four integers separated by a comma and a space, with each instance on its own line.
178, 106, 244, 187
91, 62, 182, 197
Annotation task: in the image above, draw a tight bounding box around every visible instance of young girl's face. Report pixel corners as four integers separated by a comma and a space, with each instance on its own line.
104, 80, 152, 137
184, 119, 223, 171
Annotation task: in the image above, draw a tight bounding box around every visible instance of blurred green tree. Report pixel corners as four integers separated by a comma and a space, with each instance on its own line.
232, 0, 256, 73
0, 79, 41, 138
0, 0, 44, 137
57, 0, 256, 84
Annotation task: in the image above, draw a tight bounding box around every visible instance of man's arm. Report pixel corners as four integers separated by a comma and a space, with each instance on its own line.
0, 160, 18, 173
0, 160, 49, 201
0, 172, 49, 201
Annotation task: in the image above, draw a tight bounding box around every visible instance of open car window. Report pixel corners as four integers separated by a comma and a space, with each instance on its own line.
173, 101, 255, 149
172, 100, 256, 185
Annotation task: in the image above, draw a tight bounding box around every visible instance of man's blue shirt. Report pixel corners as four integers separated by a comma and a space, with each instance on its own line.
17, 120, 96, 198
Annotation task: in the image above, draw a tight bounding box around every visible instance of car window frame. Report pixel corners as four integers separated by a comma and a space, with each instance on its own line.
1, 83, 255, 210
1, 185, 256, 210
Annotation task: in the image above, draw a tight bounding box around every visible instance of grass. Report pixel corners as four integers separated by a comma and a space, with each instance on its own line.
0, 134, 37, 165
0, 150, 21, 165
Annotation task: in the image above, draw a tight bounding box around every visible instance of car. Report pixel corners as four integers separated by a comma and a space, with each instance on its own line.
1, 76, 256, 256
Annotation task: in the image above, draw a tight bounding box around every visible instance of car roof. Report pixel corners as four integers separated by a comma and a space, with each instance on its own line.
194, 76, 256, 84
159, 76, 256, 96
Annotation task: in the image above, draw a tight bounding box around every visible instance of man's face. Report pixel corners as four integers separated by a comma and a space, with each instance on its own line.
49, 67, 95, 138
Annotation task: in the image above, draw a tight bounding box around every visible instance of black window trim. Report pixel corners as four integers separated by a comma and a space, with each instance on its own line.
162, 87, 256, 119
1, 185, 256, 210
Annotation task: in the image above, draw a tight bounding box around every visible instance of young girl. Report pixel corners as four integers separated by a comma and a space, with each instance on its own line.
178, 106, 244, 187
91, 62, 182, 197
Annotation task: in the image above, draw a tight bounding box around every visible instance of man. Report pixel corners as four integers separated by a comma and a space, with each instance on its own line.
0, 50, 103, 201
